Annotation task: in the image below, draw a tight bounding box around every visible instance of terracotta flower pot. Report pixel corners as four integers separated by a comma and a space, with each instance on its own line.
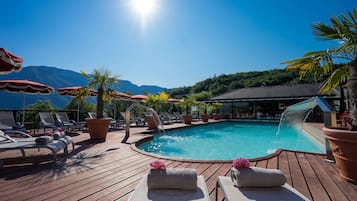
213, 113, 220, 120
182, 115, 192, 124
145, 115, 159, 130
201, 114, 209, 122
323, 127, 357, 183
86, 118, 111, 140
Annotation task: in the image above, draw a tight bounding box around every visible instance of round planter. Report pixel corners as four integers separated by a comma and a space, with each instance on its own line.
86, 118, 111, 140
213, 114, 220, 120
323, 127, 357, 183
182, 115, 192, 124
201, 114, 209, 122
145, 115, 159, 130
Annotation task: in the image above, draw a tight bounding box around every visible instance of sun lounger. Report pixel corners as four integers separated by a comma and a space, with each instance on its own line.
88, 112, 118, 128
129, 169, 210, 201
120, 112, 145, 127
55, 112, 83, 130
39, 112, 61, 131
0, 111, 26, 132
216, 176, 310, 201
0, 130, 74, 165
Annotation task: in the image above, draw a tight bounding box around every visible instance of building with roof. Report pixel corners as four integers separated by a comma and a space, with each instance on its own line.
208, 83, 341, 120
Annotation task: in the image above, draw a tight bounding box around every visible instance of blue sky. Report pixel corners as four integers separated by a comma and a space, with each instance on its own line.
1, 0, 355, 88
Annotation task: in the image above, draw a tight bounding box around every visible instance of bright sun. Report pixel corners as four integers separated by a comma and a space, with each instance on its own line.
130, 0, 157, 20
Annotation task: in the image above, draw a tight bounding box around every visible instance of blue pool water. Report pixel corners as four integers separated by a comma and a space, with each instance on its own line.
138, 122, 324, 160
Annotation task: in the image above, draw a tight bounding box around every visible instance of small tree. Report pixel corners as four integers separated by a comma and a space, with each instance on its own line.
80, 68, 120, 119
209, 102, 222, 114
179, 96, 196, 115
197, 101, 208, 114
63, 98, 95, 121
144, 92, 169, 113
282, 8, 357, 130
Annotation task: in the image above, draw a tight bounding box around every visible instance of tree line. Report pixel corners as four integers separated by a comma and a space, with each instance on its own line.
166, 68, 315, 100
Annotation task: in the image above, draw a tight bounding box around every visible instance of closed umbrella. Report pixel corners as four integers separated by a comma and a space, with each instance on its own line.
57, 86, 97, 121
131, 94, 147, 100
110, 90, 131, 100
0, 48, 23, 74
168, 98, 182, 103
0, 80, 54, 123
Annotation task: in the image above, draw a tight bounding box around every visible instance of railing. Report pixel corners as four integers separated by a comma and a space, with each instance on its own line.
1, 109, 79, 131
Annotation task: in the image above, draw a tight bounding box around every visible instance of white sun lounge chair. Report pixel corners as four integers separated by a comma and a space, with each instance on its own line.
88, 112, 118, 128
216, 176, 311, 201
129, 172, 210, 201
55, 112, 83, 130
0, 130, 74, 165
120, 112, 145, 127
0, 111, 26, 132
39, 112, 61, 131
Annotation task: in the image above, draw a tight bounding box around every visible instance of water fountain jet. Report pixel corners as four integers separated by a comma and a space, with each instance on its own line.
277, 96, 335, 161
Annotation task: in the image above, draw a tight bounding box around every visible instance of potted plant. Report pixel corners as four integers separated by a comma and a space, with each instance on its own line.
80, 68, 120, 140
197, 101, 209, 122
179, 96, 196, 124
143, 92, 168, 129
283, 8, 357, 183
210, 102, 222, 120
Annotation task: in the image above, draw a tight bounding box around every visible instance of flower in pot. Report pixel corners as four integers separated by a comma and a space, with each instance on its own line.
143, 92, 168, 129
179, 96, 196, 124
80, 68, 119, 140
210, 102, 222, 120
283, 8, 357, 183
197, 101, 209, 122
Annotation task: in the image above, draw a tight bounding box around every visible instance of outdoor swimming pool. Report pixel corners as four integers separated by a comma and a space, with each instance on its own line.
138, 122, 324, 160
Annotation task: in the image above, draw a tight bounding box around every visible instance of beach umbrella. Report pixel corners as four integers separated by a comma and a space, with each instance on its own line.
0, 80, 54, 123
168, 98, 182, 103
109, 90, 131, 100
0, 48, 23, 74
131, 94, 147, 100
57, 86, 97, 121
58, 86, 97, 97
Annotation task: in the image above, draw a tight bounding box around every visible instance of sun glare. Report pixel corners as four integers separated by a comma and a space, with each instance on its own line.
130, 0, 157, 20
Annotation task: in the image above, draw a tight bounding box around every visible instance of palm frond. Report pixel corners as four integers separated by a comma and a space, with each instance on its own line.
313, 22, 340, 40
319, 67, 348, 94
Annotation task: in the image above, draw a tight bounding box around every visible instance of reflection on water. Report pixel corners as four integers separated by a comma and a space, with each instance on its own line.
139, 122, 324, 160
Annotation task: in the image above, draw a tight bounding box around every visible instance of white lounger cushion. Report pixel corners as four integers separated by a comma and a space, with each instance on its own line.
148, 168, 198, 190
129, 174, 210, 201
218, 176, 311, 201
231, 167, 287, 187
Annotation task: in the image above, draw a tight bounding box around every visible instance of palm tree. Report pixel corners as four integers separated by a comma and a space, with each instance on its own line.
144, 92, 169, 112
81, 68, 120, 119
282, 8, 357, 130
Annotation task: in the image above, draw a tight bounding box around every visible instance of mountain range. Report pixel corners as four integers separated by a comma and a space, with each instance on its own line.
0, 66, 166, 109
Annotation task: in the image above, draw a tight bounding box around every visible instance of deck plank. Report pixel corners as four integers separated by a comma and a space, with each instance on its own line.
1, 150, 140, 197
296, 152, 330, 201
286, 151, 313, 200
6, 151, 150, 200
306, 154, 357, 201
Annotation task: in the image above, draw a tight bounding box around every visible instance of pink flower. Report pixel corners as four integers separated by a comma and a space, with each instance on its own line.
45, 131, 53, 136
232, 157, 250, 169
150, 160, 166, 170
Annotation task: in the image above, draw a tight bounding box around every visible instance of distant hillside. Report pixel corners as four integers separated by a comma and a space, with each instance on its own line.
166, 68, 315, 100
0, 66, 166, 109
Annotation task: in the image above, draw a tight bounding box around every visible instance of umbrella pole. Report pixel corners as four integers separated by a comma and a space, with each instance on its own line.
22, 94, 26, 124
77, 100, 80, 122
114, 101, 116, 120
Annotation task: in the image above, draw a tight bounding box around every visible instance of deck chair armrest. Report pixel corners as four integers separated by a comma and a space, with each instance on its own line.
4, 130, 32, 138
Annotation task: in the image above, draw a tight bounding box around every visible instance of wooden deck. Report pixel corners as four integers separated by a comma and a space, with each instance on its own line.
1, 121, 356, 201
